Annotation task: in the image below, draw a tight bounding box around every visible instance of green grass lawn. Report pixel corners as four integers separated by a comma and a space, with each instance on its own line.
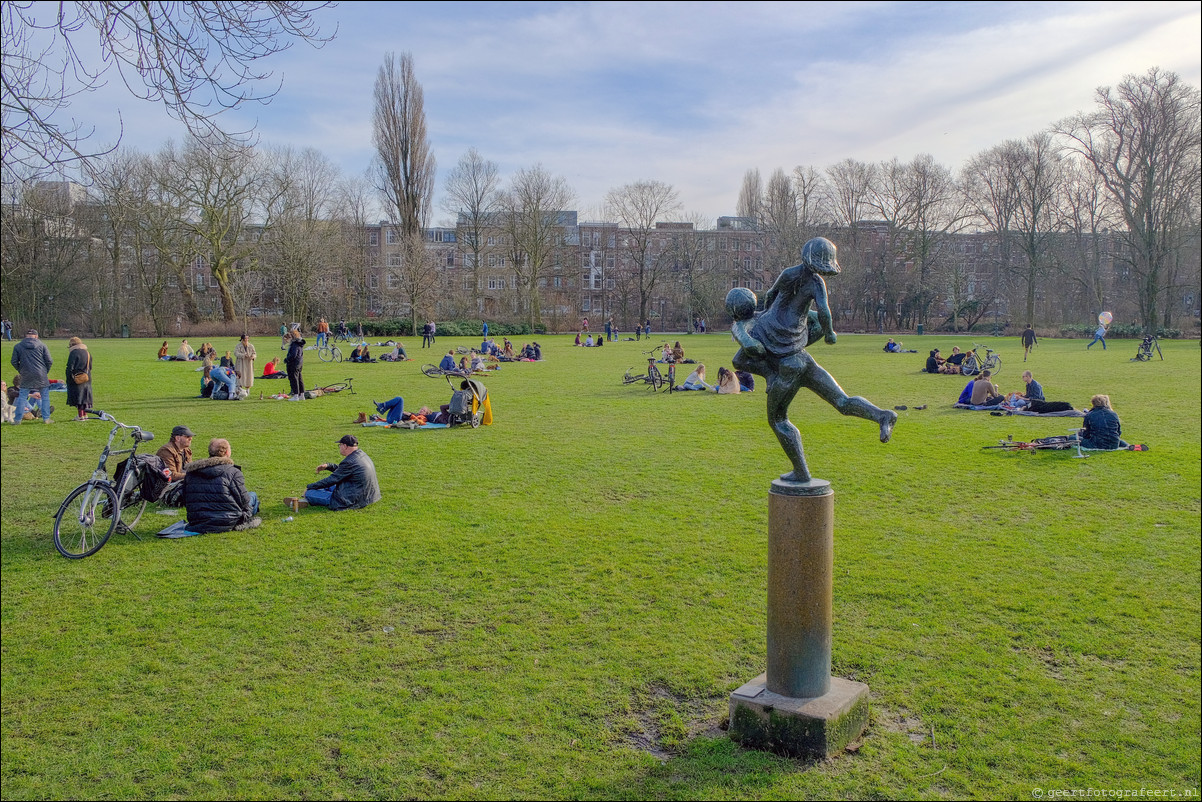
2, 332, 1199, 800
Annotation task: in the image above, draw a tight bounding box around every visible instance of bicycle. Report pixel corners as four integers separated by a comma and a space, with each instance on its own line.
423, 363, 469, 379
333, 330, 354, 344
317, 377, 355, 395
317, 343, 343, 363
53, 410, 158, 559
1131, 335, 1164, 362
622, 357, 674, 392
961, 343, 1002, 376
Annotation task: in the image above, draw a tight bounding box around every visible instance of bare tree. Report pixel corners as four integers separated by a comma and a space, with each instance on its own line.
1053, 158, 1121, 321
1, 1, 334, 181
371, 51, 436, 334
605, 179, 681, 325
500, 164, 575, 330
258, 145, 342, 323
170, 136, 269, 321
1056, 67, 1202, 331
442, 147, 500, 315
736, 168, 762, 220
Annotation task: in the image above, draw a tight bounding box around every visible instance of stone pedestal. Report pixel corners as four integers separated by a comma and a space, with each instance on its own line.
728, 478, 869, 758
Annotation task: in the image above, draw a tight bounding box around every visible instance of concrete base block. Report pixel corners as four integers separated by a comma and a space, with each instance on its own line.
729, 673, 869, 758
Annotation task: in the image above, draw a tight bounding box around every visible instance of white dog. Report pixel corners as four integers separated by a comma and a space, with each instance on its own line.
1, 382, 15, 424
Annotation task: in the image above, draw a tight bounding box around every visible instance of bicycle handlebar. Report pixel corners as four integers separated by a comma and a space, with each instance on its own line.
86, 409, 152, 441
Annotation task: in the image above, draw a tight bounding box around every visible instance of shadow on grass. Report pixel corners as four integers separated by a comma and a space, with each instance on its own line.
578, 729, 820, 800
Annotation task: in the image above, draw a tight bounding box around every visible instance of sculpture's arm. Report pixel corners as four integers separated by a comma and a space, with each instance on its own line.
814, 275, 837, 345
732, 318, 765, 356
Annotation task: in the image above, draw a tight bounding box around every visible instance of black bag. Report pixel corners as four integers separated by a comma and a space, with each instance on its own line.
137, 455, 170, 502
1027, 400, 1074, 414
448, 390, 472, 416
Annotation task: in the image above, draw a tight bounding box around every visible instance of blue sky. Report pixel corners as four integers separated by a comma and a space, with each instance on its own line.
55, 1, 1202, 222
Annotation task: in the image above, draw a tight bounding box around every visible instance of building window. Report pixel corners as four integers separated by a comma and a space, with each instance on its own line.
388, 253, 402, 267
387, 273, 398, 289
369, 274, 379, 289
445, 251, 454, 267
582, 297, 591, 312
554, 276, 562, 288
606, 278, 615, 290
386, 229, 398, 245
195, 273, 206, 290
368, 231, 379, 246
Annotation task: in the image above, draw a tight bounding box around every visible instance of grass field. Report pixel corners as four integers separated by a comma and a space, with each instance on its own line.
1, 332, 1199, 800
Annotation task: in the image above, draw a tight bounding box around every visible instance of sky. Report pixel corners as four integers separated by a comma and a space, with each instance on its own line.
31, 0, 1202, 224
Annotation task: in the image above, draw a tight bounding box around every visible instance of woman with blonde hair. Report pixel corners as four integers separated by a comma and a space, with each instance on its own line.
680, 363, 711, 391
66, 336, 93, 420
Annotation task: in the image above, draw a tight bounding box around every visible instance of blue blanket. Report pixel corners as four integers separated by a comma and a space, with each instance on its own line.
157, 519, 205, 538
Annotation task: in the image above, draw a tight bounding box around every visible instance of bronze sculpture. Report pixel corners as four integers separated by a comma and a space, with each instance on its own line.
729, 237, 896, 483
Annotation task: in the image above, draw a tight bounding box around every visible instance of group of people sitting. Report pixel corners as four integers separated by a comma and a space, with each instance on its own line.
574, 333, 604, 347
656, 342, 691, 364
925, 346, 970, 374
155, 425, 381, 533
675, 363, 753, 394
158, 339, 214, 362
957, 369, 1080, 416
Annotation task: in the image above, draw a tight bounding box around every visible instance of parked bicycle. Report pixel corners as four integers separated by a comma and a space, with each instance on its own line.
961, 343, 1002, 376
622, 357, 674, 392
53, 410, 161, 559
1131, 335, 1164, 362
317, 342, 343, 362
317, 377, 355, 395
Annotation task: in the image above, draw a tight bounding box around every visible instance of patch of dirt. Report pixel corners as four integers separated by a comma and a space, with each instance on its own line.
877, 706, 930, 745
617, 683, 727, 761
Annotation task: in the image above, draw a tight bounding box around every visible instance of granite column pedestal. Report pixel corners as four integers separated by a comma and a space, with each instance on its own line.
728, 478, 870, 758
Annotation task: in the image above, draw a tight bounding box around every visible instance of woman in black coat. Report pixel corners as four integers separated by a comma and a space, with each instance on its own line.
66, 336, 93, 420
284, 329, 306, 400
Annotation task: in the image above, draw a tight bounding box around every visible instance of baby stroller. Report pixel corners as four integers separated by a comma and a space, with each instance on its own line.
445, 376, 487, 428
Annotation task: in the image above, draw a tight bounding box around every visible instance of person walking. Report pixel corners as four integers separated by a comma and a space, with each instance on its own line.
65, 336, 93, 420
10, 329, 53, 424
1021, 324, 1037, 361
235, 334, 257, 390
1, 317, 12, 341
1087, 321, 1108, 350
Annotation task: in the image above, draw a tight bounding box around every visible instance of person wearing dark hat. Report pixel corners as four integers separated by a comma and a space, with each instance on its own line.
157, 425, 195, 482
294, 434, 380, 511
10, 328, 53, 424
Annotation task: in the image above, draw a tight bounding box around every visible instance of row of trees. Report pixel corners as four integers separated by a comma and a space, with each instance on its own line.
734, 68, 1200, 333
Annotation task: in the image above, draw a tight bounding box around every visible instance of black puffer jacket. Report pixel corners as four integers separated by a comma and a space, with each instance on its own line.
182, 456, 254, 532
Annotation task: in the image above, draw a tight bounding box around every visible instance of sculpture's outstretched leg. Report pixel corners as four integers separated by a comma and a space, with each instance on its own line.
804, 360, 897, 443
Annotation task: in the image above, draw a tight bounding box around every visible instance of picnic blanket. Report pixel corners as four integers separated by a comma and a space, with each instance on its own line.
362, 420, 449, 430
954, 403, 1084, 417
157, 519, 205, 538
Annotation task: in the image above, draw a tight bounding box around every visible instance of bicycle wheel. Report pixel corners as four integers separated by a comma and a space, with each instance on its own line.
961, 355, 978, 375
322, 382, 349, 394
423, 364, 442, 378
54, 481, 119, 559
648, 364, 663, 390
622, 371, 638, 384
115, 468, 147, 533
985, 355, 1001, 375
318, 346, 333, 362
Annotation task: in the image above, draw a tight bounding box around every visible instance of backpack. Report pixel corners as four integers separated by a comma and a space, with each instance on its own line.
448, 390, 472, 416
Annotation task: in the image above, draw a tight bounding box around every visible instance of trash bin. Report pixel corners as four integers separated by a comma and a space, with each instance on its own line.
121, 324, 130, 338
917, 324, 924, 336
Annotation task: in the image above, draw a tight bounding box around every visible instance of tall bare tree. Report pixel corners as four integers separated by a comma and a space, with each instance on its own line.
1, 1, 334, 181
500, 164, 574, 330
736, 168, 762, 220
605, 179, 681, 325
1056, 67, 1202, 331
442, 147, 500, 315
371, 51, 436, 334
1054, 158, 1120, 320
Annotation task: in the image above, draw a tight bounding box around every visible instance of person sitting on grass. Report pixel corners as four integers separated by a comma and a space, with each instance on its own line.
292, 435, 381, 511
679, 363, 712, 391
182, 438, 260, 533
1072, 394, 1122, 449
261, 358, 287, 379
176, 339, 196, 361
925, 349, 945, 373
714, 366, 740, 394
943, 347, 966, 374
969, 370, 1004, 406
735, 370, 755, 393
157, 341, 170, 360
672, 341, 686, 363
439, 350, 457, 372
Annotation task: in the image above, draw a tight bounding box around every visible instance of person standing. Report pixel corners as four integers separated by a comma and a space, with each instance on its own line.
429, 321, 436, 345
10, 328, 53, 424
285, 329, 306, 401
420, 321, 431, 348
1087, 321, 1108, 350
315, 318, 330, 348
235, 334, 256, 390
604, 318, 611, 341
65, 336, 93, 420
1, 317, 12, 341
482, 320, 489, 339
1021, 324, 1037, 361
